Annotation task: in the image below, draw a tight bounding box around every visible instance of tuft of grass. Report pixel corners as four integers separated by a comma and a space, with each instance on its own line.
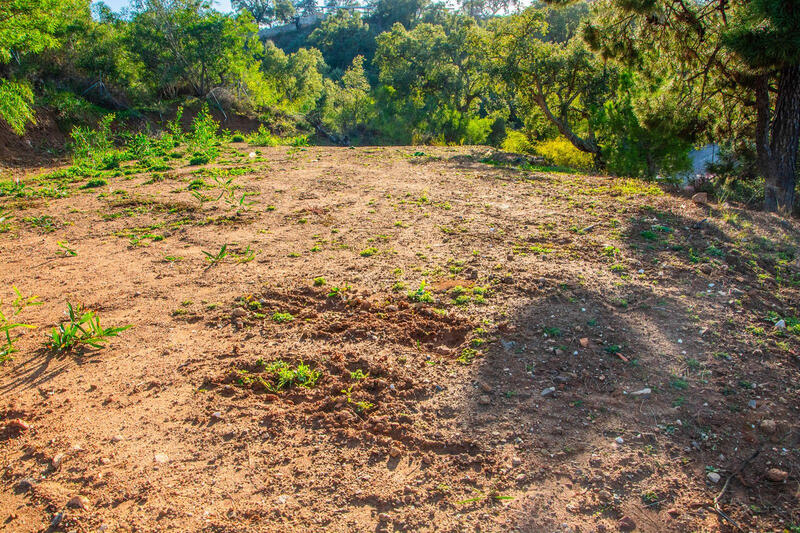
360, 247, 379, 257
47, 302, 131, 352
203, 244, 228, 265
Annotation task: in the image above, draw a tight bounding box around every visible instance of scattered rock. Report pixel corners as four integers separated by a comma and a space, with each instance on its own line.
389, 446, 402, 458
766, 468, 788, 482
478, 381, 492, 393
630, 388, 651, 398
231, 308, 247, 318
154, 453, 169, 464
67, 495, 90, 510
6, 419, 31, 431
541, 387, 556, 397
478, 395, 491, 405
707, 472, 721, 484
211, 411, 223, 420
50, 512, 64, 528
511, 456, 521, 467
617, 516, 636, 531
666, 508, 680, 518
51, 453, 65, 469
759, 419, 777, 435
579, 337, 590, 348
692, 192, 708, 205
615, 436, 624, 445
748, 400, 757, 409
111, 434, 123, 443
378, 513, 391, 522
775, 319, 786, 330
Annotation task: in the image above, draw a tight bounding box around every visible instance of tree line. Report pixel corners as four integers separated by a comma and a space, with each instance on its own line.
1, 0, 798, 213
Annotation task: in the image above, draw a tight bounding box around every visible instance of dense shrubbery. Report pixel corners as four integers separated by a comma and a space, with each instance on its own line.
0, 0, 797, 211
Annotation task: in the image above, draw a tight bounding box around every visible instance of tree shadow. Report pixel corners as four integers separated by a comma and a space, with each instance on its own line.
450, 206, 799, 531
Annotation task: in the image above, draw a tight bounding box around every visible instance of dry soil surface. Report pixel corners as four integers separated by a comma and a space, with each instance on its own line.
1, 145, 799, 532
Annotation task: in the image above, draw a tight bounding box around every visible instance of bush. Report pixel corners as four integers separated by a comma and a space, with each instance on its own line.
70, 114, 116, 168
464, 117, 493, 145
534, 137, 594, 170
247, 124, 280, 146
502, 130, 534, 154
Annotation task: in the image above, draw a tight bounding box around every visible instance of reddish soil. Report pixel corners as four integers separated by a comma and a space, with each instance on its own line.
0, 145, 798, 532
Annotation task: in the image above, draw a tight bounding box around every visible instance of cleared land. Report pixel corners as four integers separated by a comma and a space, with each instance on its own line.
1, 145, 799, 532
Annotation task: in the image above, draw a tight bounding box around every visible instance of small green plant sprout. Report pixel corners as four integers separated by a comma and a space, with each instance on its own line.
349, 369, 368, 381
0, 287, 41, 363
327, 284, 350, 299
360, 247, 379, 257
407, 281, 433, 303
272, 311, 294, 323
0, 208, 13, 232
232, 245, 256, 263
56, 241, 77, 257
47, 302, 131, 352
191, 190, 211, 206
258, 360, 320, 391
313, 276, 326, 286
203, 244, 228, 265
341, 385, 374, 413
457, 348, 479, 365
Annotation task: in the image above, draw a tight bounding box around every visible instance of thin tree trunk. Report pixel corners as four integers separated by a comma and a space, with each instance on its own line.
765, 64, 800, 213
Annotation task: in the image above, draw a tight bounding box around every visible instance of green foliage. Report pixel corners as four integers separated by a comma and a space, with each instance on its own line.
203, 244, 229, 265
535, 137, 594, 170
127, 4, 263, 98
69, 114, 117, 169
47, 302, 131, 352
0, 287, 41, 363
309, 10, 373, 73
407, 281, 433, 303
502, 130, 534, 153
264, 361, 322, 392
321, 55, 374, 139
232, 0, 295, 25
373, 16, 492, 144
272, 311, 294, 323
0, 80, 36, 135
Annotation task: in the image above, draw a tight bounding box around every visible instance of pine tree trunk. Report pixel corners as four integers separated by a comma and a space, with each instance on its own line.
764, 64, 800, 213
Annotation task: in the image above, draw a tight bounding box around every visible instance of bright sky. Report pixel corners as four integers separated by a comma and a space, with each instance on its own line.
100, 0, 235, 13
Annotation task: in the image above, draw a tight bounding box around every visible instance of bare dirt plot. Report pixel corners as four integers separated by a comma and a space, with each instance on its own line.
0, 145, 799, 532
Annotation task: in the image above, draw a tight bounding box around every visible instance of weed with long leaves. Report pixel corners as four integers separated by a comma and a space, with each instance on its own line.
47, 302, 130, 352
203, 244, 228, 265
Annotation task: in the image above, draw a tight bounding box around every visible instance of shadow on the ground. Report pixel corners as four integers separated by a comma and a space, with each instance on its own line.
451, 206, 799, 532
0, 347, 73, 394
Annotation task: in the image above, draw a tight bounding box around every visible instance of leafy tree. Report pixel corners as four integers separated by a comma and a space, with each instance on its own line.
295, 0, 318, 17
261, 41, 325, 112
367, 0, 429, 32
308, 10, 373, 74
492, 10, 609, 157
127, 1, 262, 98
0, 0, 87, 134
374, 15, 492, 142
585, 0, 800, 211
321, 55, 373, 137
232, 0, 295, 25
